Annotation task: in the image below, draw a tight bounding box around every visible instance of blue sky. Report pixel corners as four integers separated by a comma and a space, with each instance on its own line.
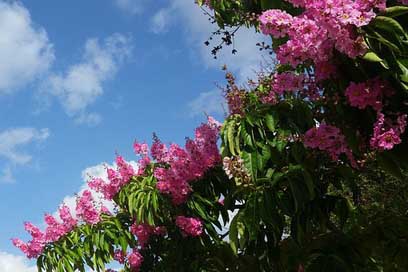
0, 0, 266, 269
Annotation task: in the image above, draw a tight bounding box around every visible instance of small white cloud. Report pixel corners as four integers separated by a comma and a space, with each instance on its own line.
150, 8, 172, 34
114, 0, 145, 14
0, 127, 49, 183
0, 128, 49, 165
74, 112, 102, 126
0, 2, 54, 94
188, 89, 226, 117
0, 251, 36, 272
41, 33, 132, 125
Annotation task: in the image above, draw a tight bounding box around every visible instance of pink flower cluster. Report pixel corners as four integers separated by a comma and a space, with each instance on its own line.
88, 155, 135, 200
304, 124, 356, 167
345, 78, 394, 111
370, 113, 407, 150
75, 190, 101, 225
128, 249, 144, 271
259, 0, 382, 67
261, 71, 320, 104
114, 249, 126, 264
175, 216, 203, 237
12, 205, 77, 259
12, 223, 45, 259
272, 72, 305, 94
130, 223, 166, 248
226, 89, 247, 116
113, 248, 143, 271
134, 117, 222, 204
14, 118, 219, 260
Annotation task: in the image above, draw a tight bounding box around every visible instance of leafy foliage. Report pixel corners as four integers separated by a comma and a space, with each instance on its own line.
14, 0, 408, 271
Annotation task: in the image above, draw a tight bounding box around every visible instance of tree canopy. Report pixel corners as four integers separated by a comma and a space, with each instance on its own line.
13, 0, 408, 271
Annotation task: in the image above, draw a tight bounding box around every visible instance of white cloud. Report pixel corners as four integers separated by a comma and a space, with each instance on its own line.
41, 33, 132, 124
74, 112, 102, 126
0, 127, 49, 165
153, 1, 269, 81
150, 8, 172, 34
188, 89, 226, 117
0, 127, 49, 183
0, 1, 54, 94
114, 0, 145, 14
0, 252, 36, 272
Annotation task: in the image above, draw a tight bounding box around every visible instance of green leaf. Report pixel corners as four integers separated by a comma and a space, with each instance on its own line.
241, 151, 258, 181
264, 114, 276, 132
372, 16, 407, 39
378, 152, 404, 180
229, 214, 239, 254
227, 119, 237, 156
384, 6, 408, 18
240, 123, 254, 148
367, 29, 402, 53
398, 60, 408, 83
361, 51, 383, 63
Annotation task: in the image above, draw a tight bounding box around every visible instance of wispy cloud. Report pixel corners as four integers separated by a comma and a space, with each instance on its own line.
41, 34, 132, 125
150, 8, 172, 34
151, 1, 270, 119
188, 89, 226, 117
114, 0, 146, 14
0, 1, 54, 94
0, 251, 36, 272
152, 0, 270, 81
0, 127, 49, 165
0, 127, 49, 183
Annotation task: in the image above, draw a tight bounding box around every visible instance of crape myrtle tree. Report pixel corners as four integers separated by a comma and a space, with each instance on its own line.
13, 0, 408, 271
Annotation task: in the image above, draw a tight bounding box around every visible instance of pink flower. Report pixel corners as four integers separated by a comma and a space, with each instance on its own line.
376, 129, 401, 150
24, 222, 44, 240
127, 249, 143, 271
259, 0, 380, 67
44, 214, 66, 242
12, 238, 29, 256
175, 216, 203, 237
137, 156, 151, 175
130, 223, 152, 248
75, 190, 101, 225
113, 249, 126, 264
259, 9, 293, 38
100, 205, 111, 215
154, 118, 221, 204
150, 137, 170, 163
272, 72, 304, 94
130, 223, 167, 248
345, 78, 394, 111
116, 155, 135, 183
88, 160, 135, 200
304, 124, 356, 167
12, 238, 44, 259
133, 141, 149, 156
370, 113, 406, 150
58, 205, 77, 232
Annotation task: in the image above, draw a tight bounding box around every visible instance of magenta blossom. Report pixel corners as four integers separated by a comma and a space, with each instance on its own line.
176, 216, 203, 237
